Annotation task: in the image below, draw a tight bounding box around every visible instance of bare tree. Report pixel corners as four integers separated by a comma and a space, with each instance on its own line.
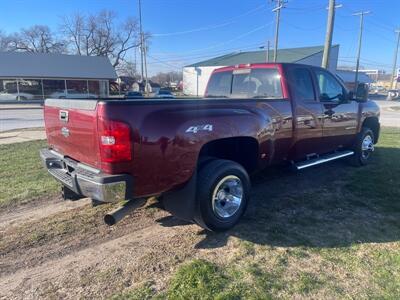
117, 60, 138, 78
7, 25, 65, 53
151, 71, 183, 86
61, 10, 142, 68
0, 30, 9, 51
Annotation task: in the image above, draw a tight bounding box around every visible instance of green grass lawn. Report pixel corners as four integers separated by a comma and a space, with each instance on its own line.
1, 130, 399, 299
0, 140, 59, 208
114, 128, 400, 299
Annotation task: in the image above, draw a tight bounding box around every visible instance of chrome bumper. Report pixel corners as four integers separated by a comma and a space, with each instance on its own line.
40, 149, 133, 203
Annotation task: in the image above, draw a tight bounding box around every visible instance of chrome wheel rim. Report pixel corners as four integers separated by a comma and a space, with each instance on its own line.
361, 134, 374, 159
212, 175, 243, 219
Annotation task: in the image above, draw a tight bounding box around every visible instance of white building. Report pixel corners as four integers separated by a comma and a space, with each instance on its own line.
183, 45, 339, 96
354, 69, 385, 82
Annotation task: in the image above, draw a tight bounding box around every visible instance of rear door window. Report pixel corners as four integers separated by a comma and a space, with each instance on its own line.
231, 69, 252, 98
206, 71, 232, 98
231, 68, 283, 99
251, 68, 283, 98
287, 67, 316, 101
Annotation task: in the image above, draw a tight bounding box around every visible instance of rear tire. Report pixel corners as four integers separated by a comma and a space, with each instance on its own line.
350, 127, 375, 166
194, 159, 250, 231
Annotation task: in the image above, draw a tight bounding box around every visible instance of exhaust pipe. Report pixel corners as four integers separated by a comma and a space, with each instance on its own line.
104, 199, 146, 226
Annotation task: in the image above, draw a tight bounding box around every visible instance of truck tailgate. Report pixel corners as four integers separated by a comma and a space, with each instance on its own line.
44, 99, 101, 169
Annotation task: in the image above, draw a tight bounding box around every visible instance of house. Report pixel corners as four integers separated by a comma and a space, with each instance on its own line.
336, 69, 373, 91
0, 52, 117, 101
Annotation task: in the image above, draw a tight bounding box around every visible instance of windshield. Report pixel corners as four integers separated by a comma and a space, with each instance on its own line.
206, 68, 283, 99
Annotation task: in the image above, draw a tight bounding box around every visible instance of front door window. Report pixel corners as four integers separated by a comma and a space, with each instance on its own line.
315, 69, 345, 102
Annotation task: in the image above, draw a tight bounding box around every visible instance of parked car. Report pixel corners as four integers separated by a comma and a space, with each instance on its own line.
125, 91, 143, 99
40, 63, 380, 231
49, 89, 97, 99
387, 89, 399, 100
369, 85, 387, 95
156, 89, 175, 99
0, 91, 35, 101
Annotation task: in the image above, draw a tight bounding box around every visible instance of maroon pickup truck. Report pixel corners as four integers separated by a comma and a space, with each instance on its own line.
40, 63, 380, 231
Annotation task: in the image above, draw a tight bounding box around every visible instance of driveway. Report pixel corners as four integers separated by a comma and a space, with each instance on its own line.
373, 99, 400, 127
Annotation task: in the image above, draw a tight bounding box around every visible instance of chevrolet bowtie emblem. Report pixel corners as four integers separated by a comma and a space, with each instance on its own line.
61, 127, 70, 137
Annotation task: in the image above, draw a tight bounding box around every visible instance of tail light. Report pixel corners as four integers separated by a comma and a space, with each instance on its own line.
98, 117, 132, 163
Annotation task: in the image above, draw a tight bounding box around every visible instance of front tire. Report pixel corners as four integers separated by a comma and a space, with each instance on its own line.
194, 159, 250, 231
350, 127, 375, 166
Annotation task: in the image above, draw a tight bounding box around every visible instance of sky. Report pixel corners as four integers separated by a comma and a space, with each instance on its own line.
0, 0, 399, 75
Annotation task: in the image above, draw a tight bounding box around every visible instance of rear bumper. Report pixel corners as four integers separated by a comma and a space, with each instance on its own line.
40, 148, 133, 203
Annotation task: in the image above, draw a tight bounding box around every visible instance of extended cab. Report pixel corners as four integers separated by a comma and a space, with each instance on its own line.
40, 63, 380, 231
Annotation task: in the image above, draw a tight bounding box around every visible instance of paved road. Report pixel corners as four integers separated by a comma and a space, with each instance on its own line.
376, 100, 400, 127
0, 99, 398, 133
0, 108, 44, 132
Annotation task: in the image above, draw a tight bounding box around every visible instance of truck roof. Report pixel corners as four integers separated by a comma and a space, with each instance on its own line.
212, 62, 311, 73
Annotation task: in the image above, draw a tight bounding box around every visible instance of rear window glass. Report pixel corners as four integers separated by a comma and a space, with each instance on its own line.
206, 71, 232, 98
207, 68, 283, 99
233, 68, 283, 99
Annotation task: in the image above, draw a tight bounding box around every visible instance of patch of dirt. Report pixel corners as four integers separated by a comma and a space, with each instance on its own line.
0, 196, 91, 229
0, 196, 210, 299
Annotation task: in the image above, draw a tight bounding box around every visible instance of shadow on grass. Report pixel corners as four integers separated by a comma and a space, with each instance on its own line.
156, 215, 192, 227
192, 146, 400, 249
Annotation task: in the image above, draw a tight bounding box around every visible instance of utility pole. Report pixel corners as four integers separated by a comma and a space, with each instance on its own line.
266, 40, 270, 62
143, 38, 149, 95
134, 47, 137, 76
138, 0, 149, 95
322, 0, 342, 69
390, 29, 400, 89
353, 11, 370, 91
272, 0, 284, 62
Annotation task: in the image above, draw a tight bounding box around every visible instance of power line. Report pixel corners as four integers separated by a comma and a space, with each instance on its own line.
339, 58, 392, 69
152, 43, 265, 63
340, 56, 392, 68
284, 3, 326, 12
159, 22, 273, 56
152, 41, 265, 60
363, 28, 396, 44
147, 54, 182, 70
152, 4, 267, 37
367, 18, 395, 33
281, 20, 322, 31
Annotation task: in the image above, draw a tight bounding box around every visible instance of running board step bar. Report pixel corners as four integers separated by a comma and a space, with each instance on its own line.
295, 150, 354, 170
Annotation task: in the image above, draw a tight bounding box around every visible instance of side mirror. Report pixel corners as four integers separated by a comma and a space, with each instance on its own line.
347, 91, 354, 100
355, 83, 368, 102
